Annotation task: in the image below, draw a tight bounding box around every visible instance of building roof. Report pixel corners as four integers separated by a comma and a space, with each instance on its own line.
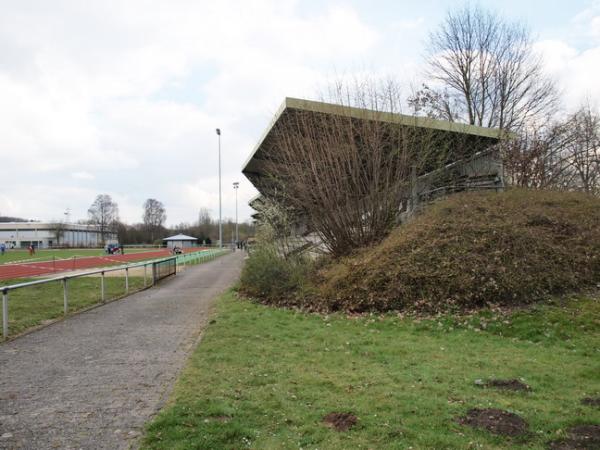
0, 222, 107, 231
242, 97, 510, 196
162, 234, 198, 241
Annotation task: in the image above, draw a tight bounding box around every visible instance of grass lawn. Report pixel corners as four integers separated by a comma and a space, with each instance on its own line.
1, 276, 145, 340
0, 248, 156, 264
142, 291, 599, 449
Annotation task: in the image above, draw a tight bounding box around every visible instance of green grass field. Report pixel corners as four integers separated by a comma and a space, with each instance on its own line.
142, 291, 599, 450
1, 276, 145, 340
0, 248, 157, 264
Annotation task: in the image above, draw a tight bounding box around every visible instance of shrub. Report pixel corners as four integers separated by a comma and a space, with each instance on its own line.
317, 189, 600, 312
239, 244, 313, 303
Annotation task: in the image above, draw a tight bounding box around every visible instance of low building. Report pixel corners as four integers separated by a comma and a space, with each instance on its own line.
162, 234, 198, 249
0, 222, 117, 249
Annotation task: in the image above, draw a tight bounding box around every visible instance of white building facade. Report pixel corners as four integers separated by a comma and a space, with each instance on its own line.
0, 222, 117, 248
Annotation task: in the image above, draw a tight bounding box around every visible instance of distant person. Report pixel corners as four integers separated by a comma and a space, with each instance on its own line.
0, 243, 5, 256
28, 244, 33, 256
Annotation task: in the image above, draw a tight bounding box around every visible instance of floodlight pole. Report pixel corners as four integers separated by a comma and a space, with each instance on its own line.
233, 182, 239, 246
216, 128, 222, 249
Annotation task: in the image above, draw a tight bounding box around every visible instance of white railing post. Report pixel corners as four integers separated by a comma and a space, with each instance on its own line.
125, 267, 129, 294
101, 271, 105, 302
63, 278, 68, 315
2, 289, 8, 339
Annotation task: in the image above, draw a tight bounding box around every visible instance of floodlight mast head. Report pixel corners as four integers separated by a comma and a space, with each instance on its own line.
216, 128, 221, 136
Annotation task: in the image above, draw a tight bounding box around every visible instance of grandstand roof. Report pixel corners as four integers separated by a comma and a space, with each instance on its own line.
242, 97, 508, 198
162, 234, 198, 241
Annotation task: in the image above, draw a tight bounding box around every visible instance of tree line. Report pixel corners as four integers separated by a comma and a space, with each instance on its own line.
85, 196, 254, 245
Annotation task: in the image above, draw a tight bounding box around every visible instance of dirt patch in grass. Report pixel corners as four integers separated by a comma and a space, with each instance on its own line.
486, 379, 531, 391
457, 408, 528, 437
208, 415, 231, 423
581, 397, 600, 408
322, 412, 357, 432
547, 424, 600, 449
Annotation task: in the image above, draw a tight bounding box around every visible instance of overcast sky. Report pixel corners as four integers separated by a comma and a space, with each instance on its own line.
0, 0, 598, 225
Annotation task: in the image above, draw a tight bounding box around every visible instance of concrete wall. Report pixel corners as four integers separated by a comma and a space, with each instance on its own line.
399, 150, 504, 221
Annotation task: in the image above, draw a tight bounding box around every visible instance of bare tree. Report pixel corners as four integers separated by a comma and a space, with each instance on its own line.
197, 207, 211, 226
142, 198, 167, 242
261, 80, 474, 256
566, 103, 600, 194
501, 122, 571, 189
408, 85, 462, 122
51, 221, 66, 247
88, 194, 119, 244
195, 207, 211, 237
250, 197, 299, 257
410, 5, 557, 131
501, 103, 600, 194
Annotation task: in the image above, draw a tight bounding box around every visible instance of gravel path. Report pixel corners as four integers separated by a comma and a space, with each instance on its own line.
0, 251, 244, 449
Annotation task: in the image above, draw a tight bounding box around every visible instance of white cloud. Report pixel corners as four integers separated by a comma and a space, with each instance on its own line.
1, 0, 598, 227
532, 2, 600, 111
390, 17, 426, 31
71, 171, 95, 180
571, 2, 600, 41
535, 39, 600, 110
0, 0, 379, 225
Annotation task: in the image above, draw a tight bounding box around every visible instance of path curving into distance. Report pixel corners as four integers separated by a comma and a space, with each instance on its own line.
0, 251, 244, 449
0, 248, 207, 281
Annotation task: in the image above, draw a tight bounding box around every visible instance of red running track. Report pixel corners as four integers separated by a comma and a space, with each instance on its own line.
0, 248, 205, 281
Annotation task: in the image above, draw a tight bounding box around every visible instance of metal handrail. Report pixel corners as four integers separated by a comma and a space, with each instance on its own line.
1, 256, 173, 292
1, 248, 229, 339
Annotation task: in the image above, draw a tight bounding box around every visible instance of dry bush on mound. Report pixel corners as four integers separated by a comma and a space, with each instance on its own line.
316, 189, 600, 312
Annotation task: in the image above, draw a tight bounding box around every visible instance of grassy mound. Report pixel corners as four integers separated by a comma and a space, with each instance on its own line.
318, 189, 600, 312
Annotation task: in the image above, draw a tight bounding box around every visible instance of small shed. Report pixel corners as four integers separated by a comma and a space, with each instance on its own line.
162, 234, 198, 249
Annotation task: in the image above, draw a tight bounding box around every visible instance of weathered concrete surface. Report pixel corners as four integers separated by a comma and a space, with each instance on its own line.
0, 251, 244, 449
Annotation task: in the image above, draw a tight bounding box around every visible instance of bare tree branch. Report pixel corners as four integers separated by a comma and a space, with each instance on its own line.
410, 5, 558, 132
